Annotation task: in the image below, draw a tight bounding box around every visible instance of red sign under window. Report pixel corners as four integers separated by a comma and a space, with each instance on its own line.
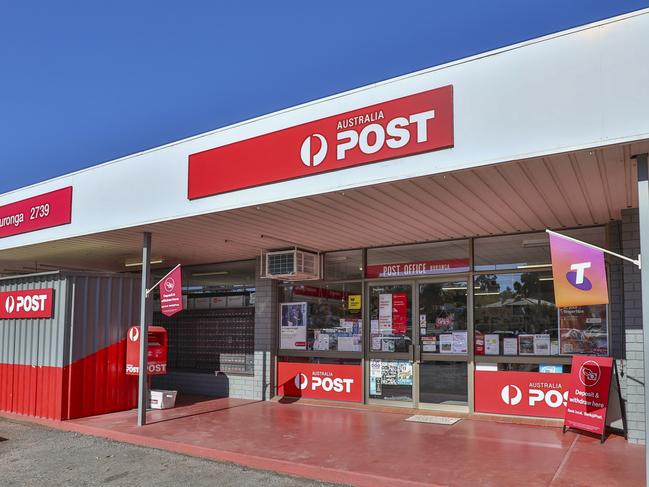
474, 370, 571, 418
0, 187, 72, 239
277, 362, 363, 402
188, 85, 453, 199
0, 289, 54, 319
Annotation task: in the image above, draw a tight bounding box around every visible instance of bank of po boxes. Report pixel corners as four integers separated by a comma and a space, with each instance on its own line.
219, 353, 254, 374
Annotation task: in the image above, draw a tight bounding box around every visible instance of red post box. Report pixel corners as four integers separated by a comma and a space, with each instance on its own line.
125, 325, 168, 375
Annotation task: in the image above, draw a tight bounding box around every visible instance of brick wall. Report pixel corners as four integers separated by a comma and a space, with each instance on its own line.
620, 208, 645, 444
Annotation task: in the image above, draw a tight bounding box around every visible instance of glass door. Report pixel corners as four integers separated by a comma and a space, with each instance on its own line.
417, 280, 469, 409
367, 283, 414, 405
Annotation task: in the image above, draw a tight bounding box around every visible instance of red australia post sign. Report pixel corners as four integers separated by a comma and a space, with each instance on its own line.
0, 187, 73, 239
188, 85, 454, 199
564, 355, 613, 435
0, 288, 54, 319
159, 265, 183, 317
474, 371, 571, 418
277, 362, 363, 402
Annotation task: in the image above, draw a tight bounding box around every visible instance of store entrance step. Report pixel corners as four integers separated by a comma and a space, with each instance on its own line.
405, 415, 460, 425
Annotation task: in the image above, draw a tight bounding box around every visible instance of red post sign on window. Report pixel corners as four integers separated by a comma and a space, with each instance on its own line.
392, 293, 408, 334
564, 355, 613, 435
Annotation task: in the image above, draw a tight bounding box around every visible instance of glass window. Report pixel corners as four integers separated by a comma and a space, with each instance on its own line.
366, 240, 469, 278
324, 250, 363, 280
474, 272, 558, 357
474, 227, 606, 271
419, 362, 468, 405
495, 363, 571, 373
369, 284, 412, 353
473, 272, 608, 357
279, 281, 362, 352
419, 281, 468, 355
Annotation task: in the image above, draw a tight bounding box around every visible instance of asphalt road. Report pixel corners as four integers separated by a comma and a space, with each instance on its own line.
0, 418, 339, 487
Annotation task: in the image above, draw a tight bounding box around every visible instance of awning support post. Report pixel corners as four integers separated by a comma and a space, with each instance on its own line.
137, 232, 152, 426
633, 153, 649, 474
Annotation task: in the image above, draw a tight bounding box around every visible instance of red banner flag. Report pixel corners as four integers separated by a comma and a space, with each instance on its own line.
159, 265, 183, 317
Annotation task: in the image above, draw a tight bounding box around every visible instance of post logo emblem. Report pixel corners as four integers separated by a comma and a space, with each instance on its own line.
300, 134, 328, 167
500, 384, 522, 405
578, 360, 601, 387
4, 296, 15, 314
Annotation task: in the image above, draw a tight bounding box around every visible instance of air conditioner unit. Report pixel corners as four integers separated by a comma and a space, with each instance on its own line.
263, 249, 320, 281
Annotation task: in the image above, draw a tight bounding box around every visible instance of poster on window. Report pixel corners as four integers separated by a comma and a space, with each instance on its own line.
378, 294, 393, 332
280, 302, 307, 350
392, 293, 408, 334
559, 305, 608, 355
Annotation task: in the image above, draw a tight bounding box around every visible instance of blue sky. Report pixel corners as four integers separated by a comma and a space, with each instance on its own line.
0, 1, 647, 194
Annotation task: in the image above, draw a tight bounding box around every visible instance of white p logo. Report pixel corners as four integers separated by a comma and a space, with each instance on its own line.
128, 327, 140, 342
5, 296, 15, 314
294, 373, 308, 390
300, 134, 327, 167
501, 384, 522, 405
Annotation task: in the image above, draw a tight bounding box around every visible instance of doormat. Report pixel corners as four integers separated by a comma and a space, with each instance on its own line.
405, 415, 460, 425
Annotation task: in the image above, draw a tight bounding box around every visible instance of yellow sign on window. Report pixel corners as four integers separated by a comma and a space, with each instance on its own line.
348, 294, 362, 310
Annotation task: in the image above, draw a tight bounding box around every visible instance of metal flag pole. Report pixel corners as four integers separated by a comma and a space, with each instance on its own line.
632, 153, 649, 485
545, 229, 640, 268
137, 232, 152, 427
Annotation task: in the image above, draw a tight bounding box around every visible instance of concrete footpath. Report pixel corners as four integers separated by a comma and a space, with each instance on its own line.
0, 397, 645, 486
0, 418, 336, 487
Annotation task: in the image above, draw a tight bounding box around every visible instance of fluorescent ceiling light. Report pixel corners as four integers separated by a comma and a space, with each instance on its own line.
125, 259, 163, 268
539, 277, 554, 281
192, 271, 229, 277
522, 239, 549, 248
441, 286, 467, 291
516, 264, 552, 269
475, 292, 501, 296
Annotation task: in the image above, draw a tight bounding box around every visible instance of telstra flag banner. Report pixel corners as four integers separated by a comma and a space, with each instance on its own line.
548, 232, 609, 307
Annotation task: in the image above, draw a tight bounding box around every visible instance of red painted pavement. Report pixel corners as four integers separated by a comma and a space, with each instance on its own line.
1, 396, 643, 486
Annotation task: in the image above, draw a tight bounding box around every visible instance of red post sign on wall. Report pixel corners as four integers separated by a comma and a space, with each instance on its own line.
0, 289, 54, 319
474, 371, 571, 418
277, 362, 363, 402
0, 187, 72, 239
188, 85, 453, 199
564, 356, 613, 435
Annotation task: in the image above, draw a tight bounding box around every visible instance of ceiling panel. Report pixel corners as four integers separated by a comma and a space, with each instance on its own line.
1, 140, 646, 275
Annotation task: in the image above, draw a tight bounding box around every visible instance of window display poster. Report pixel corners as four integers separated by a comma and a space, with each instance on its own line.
338, 336, 361, 352
451, 331, 467, 353
371, 336, 382, 351
503, 337, 518, 355
348, 294, 362, 311
371, 319, 379, 334
313, 332, 330, 351
370, 359, 382, 377
381, 361, 399, 385
533, 334, 551, 355
559, 306, 608, 356
485, 334, 499, 355
280, 302, 307, 350
392, 293, 408, 334
440, 334, 453, 353
378, 294, 393, 332
421, 336, 437, 352
382, 339, 395, 352
519, 334, 535, 355
396, 361, 413, 385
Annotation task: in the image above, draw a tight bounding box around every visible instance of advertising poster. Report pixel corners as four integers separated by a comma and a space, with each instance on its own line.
378, 294, 393, 332
559, 305, 608, 355
533, 334, 551, 355
564, 356, 614, 435
474, 331, 485, 355
421, 336, 437, 352
440, 334, 453, 353
280, 302, 307, 350
313, 332, 330, 351
392, 293, 408, 334
381, 361, 399, 385
396, 361, 413, 386
452, 331, 467, 353
485, 334, 499, 355
504, 338, 518, 355
518, 335, 535, 355
348, 294, 362, 311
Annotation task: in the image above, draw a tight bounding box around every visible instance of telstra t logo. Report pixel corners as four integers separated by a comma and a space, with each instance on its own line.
566, 261, 592, 290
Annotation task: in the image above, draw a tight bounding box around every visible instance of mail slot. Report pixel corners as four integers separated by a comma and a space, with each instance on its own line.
125, 325, 168, 375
